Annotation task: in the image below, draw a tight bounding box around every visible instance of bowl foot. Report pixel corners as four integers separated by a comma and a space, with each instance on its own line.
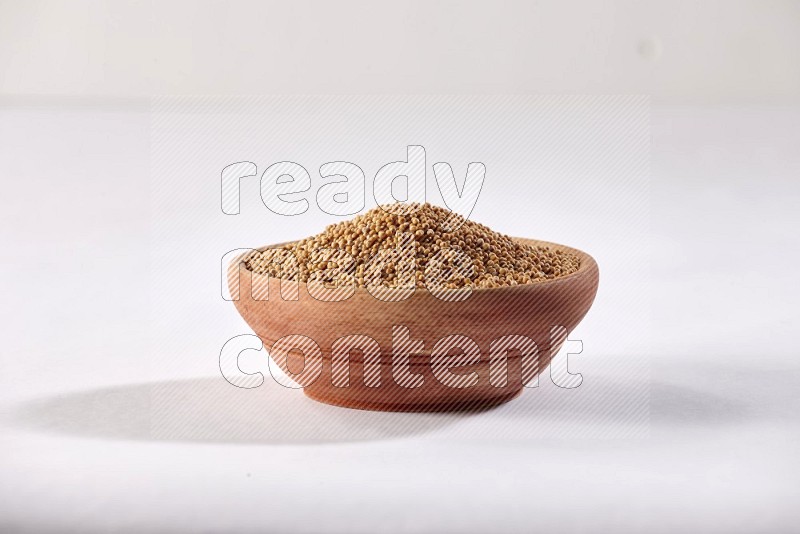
303, 387, 523, 413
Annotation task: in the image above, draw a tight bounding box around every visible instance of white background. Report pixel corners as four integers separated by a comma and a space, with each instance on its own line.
1, 1, 799, 533
2, 0, 799, 102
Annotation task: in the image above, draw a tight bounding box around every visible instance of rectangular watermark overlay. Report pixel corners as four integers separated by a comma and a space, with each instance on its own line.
150, 95, 651, 439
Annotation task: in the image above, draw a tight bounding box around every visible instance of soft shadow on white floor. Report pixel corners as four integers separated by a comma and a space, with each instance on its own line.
6, 368, 765, 445
8, 377, 480, 444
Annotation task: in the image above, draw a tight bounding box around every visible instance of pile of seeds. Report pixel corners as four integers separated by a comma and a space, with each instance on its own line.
244, 203, 580, 289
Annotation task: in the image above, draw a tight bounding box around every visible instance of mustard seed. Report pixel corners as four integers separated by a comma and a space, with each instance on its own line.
245, 203, 580, 289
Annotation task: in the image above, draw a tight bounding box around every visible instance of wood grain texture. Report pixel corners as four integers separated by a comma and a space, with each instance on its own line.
230, 238, 599, 411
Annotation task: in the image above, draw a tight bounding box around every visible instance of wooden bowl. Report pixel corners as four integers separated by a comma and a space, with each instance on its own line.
229, 238, 599, 412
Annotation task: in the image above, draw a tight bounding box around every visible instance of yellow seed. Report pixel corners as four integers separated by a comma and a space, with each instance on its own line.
246, 203, 580, 288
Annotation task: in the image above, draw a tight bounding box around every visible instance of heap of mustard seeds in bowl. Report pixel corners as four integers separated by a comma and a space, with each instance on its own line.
244, 203, 580, 289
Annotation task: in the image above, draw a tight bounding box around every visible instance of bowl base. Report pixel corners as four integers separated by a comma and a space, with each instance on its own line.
303, 387, 523, 412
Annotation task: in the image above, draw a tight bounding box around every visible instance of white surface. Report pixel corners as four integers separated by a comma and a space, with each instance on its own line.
2, 0, 799, 102
1, 101, 799, 533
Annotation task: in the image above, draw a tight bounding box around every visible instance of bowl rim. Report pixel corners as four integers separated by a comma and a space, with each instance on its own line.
230, 236, 597, 300
235, 237, 597, 295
